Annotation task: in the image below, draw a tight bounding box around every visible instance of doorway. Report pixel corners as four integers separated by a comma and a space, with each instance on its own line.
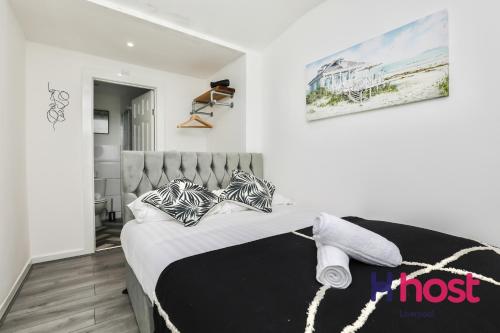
93, 80, 155, 251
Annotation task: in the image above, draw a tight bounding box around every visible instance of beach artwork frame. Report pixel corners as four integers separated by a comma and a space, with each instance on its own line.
305, 10, 449, 121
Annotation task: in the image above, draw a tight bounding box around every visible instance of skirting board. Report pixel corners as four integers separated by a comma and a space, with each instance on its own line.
0, 258, 31, 322
31, 248, 91, 264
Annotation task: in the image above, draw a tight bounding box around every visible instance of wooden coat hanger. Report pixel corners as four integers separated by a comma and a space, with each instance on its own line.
177, 114, 213, 128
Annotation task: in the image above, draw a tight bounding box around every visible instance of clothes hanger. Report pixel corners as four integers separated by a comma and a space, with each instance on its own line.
177, 114, 213, 128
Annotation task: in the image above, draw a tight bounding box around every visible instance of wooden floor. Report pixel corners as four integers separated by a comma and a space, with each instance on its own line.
0, 248, 139, 333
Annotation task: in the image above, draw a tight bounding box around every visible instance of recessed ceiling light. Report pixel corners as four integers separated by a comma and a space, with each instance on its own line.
126, 41, 135, 47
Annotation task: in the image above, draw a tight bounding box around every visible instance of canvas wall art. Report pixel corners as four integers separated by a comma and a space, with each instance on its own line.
305, 10, 449, 120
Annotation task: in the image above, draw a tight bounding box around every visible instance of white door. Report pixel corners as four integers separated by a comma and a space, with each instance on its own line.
131, 90, 155, 151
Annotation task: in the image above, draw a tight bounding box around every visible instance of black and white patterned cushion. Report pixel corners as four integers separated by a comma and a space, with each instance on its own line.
219, 170, 275, 213
141, 178, 219, 227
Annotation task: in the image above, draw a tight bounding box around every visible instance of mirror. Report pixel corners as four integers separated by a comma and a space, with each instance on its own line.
94, 109, 109, 134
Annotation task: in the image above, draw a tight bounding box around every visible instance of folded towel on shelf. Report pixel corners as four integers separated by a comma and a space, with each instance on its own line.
210, 79, 230, 88
313, 213, 402, 267
316, 245, 352, 289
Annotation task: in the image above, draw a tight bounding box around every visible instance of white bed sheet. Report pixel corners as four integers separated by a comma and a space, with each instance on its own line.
121, 206, 317, 302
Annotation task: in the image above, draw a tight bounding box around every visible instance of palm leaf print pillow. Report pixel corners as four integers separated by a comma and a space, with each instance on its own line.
219, 170, 275, 213
142, 178, 219, 226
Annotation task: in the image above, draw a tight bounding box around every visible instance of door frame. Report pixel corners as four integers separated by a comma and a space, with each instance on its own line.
82, 69, 159, 254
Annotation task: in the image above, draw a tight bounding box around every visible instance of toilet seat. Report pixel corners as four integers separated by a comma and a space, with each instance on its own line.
95, 198, 107, 204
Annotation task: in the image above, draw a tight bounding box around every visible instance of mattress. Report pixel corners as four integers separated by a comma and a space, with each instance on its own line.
121, 205, 318, 303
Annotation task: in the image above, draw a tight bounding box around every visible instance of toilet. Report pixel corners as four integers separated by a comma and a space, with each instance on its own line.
94, 178, 107, 228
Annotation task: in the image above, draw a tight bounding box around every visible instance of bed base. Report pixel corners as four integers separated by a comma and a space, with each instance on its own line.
126, 262, 155, 333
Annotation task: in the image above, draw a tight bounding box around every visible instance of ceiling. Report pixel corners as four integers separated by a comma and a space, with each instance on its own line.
88, 0, 325, 51
11, 0, 244, 78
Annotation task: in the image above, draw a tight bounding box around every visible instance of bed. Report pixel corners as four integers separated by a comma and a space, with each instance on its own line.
121, 151, 500, 333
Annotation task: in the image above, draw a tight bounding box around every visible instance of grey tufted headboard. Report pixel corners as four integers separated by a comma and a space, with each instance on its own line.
121, 151, 263, 223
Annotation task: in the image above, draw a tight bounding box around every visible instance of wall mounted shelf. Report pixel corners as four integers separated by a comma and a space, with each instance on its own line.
191, 85, 235, 116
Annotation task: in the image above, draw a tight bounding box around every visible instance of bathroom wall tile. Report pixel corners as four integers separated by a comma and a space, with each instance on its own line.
105, 179, 121, 196
94, 145, 121, 162
94, 162, 120, 179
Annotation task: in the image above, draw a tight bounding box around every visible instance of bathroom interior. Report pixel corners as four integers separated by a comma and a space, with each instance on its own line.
93, 80, 154, 251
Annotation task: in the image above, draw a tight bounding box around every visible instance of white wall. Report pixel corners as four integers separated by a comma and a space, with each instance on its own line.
245, 52, 264, 153
0, 0, 30, 316
25, 42, 208, 260
206, 55, 247, 152
260, 0, 500, 245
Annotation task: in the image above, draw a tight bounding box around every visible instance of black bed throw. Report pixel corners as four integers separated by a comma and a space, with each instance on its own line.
154, 217, 500, 333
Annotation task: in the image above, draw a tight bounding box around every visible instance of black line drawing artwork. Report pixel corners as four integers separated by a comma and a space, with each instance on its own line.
47, 82, 70, 131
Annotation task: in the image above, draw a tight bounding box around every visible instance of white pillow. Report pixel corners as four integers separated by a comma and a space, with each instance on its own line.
209, 189, 247, 215
127, 191, 174, 223
209, 189, 294, 216
273, 192, 294, 206
209, 201, 248, 215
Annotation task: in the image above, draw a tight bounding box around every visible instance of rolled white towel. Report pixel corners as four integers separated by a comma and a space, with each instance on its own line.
313, 213, 402, 267
316, 245, 352, 289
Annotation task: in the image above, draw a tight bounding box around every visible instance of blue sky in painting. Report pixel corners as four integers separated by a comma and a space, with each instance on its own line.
305, 10, 448, 81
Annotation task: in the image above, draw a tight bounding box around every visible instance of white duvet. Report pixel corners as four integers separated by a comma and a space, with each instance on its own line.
121, 206, 317, 302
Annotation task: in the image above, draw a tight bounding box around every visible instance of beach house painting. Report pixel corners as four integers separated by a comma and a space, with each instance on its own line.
305, 10, 449, 120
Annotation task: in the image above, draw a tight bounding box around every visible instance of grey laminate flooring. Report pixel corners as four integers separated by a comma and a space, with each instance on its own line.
0, 248, 139, 333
